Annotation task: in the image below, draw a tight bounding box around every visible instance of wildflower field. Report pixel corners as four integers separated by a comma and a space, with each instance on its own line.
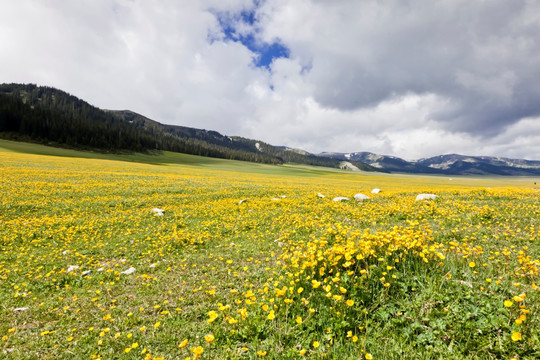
1, 140, 539, 359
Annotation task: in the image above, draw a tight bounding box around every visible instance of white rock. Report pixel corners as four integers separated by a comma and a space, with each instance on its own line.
354, 193, 370, 201
317, 193, 326, 198
333, 197, 350, 202
121, 267, 136, 275
279, 195, 287, 198
271, 198, 280, 201
416, 193, 438, 201
14, 307, 28, 312
371, 188, 381, 194
67, 265, 79, 273
81, 270, 91, 277
277, 242, 288, 247
151, 208, 164, 216
238, 199, 248, 205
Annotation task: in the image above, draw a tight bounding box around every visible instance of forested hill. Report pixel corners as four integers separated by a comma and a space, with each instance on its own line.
0, 83, 377, 171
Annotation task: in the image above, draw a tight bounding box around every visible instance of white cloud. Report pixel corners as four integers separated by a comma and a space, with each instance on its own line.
256, 0, 540, 136
1, 0, 539, 160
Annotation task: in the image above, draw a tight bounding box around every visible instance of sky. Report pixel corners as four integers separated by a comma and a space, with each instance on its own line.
1, 0, 540, 160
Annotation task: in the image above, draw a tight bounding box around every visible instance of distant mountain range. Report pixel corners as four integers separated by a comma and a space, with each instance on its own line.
1, 83, 538, 176
319, 152, 540, 176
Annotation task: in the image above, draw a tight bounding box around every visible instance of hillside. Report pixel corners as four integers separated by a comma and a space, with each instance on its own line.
0, 83, 376, 171
2, 83, 537, 176
319, 152, 540, 176
416, 154, 540, 175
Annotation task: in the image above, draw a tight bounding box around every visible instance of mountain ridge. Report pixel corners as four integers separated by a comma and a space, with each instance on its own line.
1, 83, 538, 176
0, 83, 377, 171
319, 152, 540, 176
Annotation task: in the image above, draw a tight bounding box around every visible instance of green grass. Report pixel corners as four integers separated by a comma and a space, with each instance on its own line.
2, 139, 538, 183
0, 140, 539, 359
0, 139, 363, 177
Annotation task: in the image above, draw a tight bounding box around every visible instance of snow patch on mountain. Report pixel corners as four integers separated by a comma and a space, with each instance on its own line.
428, 162, 453, 169
366, 153, 384, 162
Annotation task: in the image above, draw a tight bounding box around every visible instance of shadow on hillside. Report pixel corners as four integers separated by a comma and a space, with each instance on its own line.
0, 139, 223, 167
0, 139, 347, 177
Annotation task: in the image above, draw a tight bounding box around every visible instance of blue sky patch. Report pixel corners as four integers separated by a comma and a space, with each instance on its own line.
214, 8, 289, 69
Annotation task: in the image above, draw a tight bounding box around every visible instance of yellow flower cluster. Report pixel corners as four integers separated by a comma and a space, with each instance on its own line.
0, 147, 538, 358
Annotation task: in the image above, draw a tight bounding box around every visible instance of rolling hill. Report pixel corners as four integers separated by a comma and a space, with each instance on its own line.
2, 83, 538, 176
0, 83, 376, 171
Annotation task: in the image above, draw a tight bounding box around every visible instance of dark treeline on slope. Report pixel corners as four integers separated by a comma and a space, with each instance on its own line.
0, 84, 276, 164
104, 110, 376, 170
0, 88, 157, 152
0, 83, 378, 170
0, 83, 278, 163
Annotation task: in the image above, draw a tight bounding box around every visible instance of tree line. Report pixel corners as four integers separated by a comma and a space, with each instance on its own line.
0, 83, 376, 170
0, 84, 279, 163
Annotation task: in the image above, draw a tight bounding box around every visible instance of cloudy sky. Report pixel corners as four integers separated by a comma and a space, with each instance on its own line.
1, 0, 540, 160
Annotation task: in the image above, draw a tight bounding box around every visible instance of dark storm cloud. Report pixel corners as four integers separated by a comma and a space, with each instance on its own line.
259, 0, 540, 136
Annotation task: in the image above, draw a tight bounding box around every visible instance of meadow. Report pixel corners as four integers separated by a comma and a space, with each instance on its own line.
0, 139, 538, 359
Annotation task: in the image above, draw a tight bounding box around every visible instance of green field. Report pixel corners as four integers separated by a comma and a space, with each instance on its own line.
0, 140, 539, 359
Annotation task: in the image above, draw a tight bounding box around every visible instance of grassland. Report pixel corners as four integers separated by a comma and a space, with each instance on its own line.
0, 139, 539, 359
